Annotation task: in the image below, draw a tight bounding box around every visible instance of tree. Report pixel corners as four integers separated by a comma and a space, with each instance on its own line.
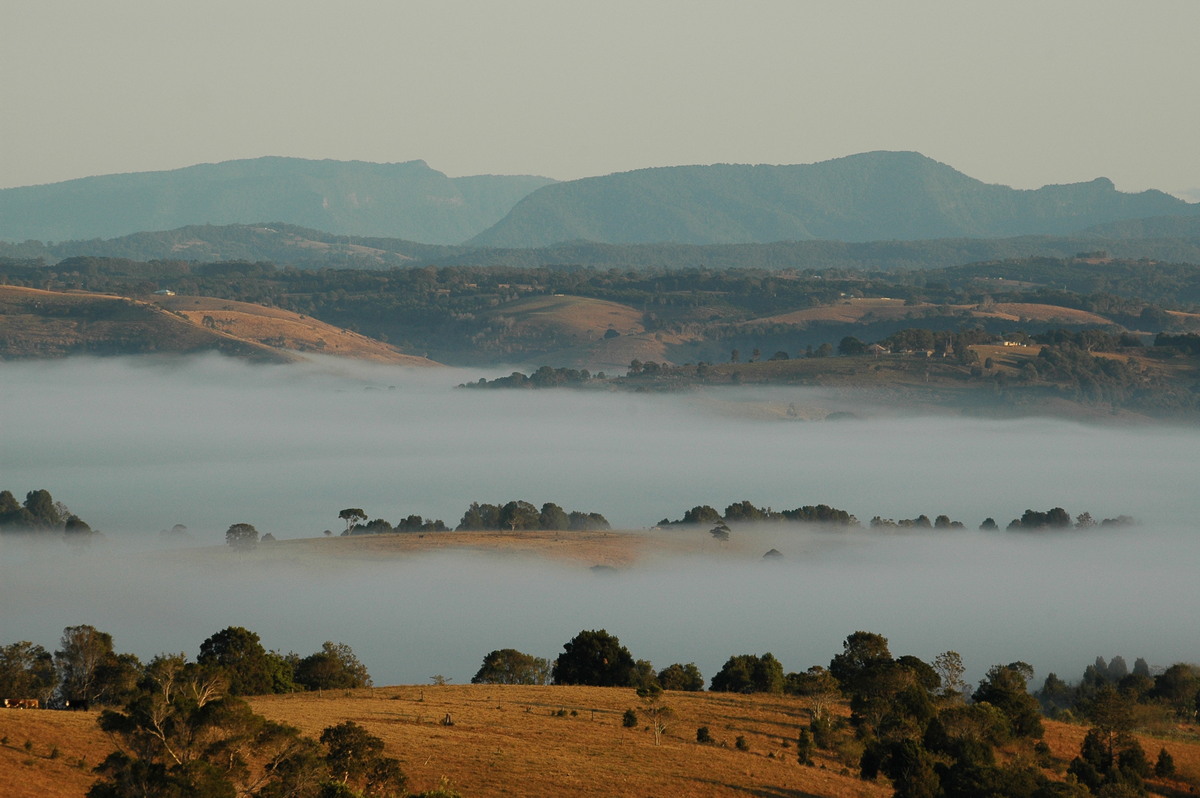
551, 629, 636, 687
0, 641, 57, 705
320, 721, 406, 796
972, 662, 1044, 738
933, 651, 968, 701
657, 663, 704, 692
636, 684, 672, 745
829, 631, 893, 695
710, 653, 784, 694
197, 626, 274, 696
470, 649, 550, 685
538, 502, 570, 530
709, 521, 730, 542
499, 500, 540, 531
838, 336, 866, 356
338, 508, 366, 534
89, 654, 324, 798
225, 522, 259, 550
295, 642, 372, 691
56, 624, 116, 706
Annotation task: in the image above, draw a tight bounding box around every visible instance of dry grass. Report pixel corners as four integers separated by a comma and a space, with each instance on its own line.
0, 286, 437, 365
0, 709, 111, 798
5, 693, 1199, 798
484, 295, 643, 339
250, 685, 888, 798
169, 528, 720, 571
757, 298, 1113, 328
155, 295, 437, 366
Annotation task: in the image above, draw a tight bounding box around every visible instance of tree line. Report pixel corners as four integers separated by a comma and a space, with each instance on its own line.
0, 625, 371, 709
0, 487, 94, 538
485, 628, 1196, 797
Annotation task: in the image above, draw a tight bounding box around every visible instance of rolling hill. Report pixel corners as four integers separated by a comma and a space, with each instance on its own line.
469, 151, 1199, 247
0, 286, 438, 365
0, 158, 554, 245
3, 685, 1197, 798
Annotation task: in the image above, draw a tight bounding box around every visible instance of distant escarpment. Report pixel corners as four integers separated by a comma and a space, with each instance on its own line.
0, 157, 554, 244
470, 151, 1198, 247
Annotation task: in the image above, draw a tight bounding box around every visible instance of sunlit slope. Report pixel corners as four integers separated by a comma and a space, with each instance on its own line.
477, 293, 699, 370
0, 286, 438, 365
152, 294, 437, 365
5, 689, 1198, 798
757, 297, 1114, 327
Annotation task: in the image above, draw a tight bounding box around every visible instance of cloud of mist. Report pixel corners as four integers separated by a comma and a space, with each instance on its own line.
2, 355, 1198, 687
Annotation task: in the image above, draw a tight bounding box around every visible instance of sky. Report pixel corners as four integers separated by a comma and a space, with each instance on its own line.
3, 1, 1199, 198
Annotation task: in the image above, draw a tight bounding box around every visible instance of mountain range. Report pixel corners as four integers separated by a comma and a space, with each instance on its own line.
0, 157, 554, 245
1, 151, 1197, 249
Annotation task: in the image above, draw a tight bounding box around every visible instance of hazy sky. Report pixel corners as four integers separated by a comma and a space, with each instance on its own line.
3, 1, 1198, 198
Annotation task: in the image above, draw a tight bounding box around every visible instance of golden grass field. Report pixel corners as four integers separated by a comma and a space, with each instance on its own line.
4, 686, 1198, 798
0, 286, 437, 365
153, 295, 437, 366
758, 298, 1113, 328
484, 295, 644, 340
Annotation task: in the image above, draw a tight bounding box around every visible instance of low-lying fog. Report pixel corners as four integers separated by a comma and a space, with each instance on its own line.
2, 355, 1197, 688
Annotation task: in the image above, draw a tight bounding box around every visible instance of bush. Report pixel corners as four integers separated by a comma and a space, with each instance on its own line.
622, 709, 638, 728
735, 735, 749, 751
697, 726, 712, 743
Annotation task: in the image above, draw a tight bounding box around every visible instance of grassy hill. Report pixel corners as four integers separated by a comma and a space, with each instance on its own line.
469, 152, 1199, 247
0, 286, 438, 365
3, 687, 1197, 798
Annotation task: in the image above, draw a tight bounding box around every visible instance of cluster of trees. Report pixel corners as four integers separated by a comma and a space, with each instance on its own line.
456, 500, 610, 532
89, 666, 416, 798
460, 365, 601, 389
0, 625, 371, 709
659, 500, 857, 527
1003, 508, 1135, 531
488, 628, 1197, 796
871, 514, 966, 529
0, 487, 93, 538
337, 508, 448, 536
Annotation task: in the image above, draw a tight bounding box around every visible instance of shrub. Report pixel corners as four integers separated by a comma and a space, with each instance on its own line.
735, 735, 749, 751
622, 709, 638, 728
696, 726, 713, 744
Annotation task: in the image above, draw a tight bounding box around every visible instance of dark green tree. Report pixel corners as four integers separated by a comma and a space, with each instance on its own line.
470, 649, 550, 685
972, 662, 1044, 739
225, 522, 259, 550
538, 503, 570, 530
551, 629, 636, 687
710, 653, 784, 694
198, 627, 274, 696
656, 662, 704, 692
294, 642, 372, 691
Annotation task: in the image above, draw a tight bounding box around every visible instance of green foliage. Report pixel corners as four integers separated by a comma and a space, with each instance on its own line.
656, 662, 704, 692
972, 662, 1044, 739
198, 627, 273, 696
295, 642, 372, 691
456, 500, 608, 532
551, 629, 636, 687
622, 709, 638, 728
710, 653, 784, 694
470, 649, 550, 685
225, 522, 259, 550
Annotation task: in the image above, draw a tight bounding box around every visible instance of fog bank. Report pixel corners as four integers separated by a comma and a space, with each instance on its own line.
2, 355, 1197, 686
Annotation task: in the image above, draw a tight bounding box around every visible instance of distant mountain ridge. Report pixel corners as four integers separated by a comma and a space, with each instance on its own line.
469, 151, 1199, 247
0, 157, 555, 245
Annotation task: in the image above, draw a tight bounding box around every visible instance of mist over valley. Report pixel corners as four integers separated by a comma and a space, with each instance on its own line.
3, 355, 1196, 690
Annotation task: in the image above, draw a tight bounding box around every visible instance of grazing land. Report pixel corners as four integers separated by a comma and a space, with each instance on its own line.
3, 687, 1197, 798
